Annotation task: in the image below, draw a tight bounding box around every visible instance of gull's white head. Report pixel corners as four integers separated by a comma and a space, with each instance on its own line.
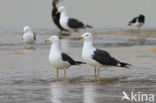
77, 32, 93, 41
58, 6, 65, 13
23, 26, 31, 33
44, 35, 59, 44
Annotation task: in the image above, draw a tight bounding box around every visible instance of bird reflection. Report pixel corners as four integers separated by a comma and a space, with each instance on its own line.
83, 83, 97, 103
83, 77, 124, 103
50, 81, 66, 103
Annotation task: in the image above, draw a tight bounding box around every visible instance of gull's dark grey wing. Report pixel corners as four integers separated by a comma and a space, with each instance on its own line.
62, 53, 84, 65
92, 49, 130, 67
68, 18, 92, 29
33, 32, 36, 40
68, 18, 84, 28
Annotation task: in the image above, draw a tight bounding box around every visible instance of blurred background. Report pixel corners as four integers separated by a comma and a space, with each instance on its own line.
0, 0, 156, 30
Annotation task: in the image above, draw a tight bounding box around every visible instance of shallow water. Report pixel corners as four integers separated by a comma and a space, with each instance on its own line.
0, 0, 156, 102
0, 29, 156, 103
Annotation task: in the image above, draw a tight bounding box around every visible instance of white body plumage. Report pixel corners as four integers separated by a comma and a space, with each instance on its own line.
22, 26, 36, 48
59, 10, 71, 31
49, 43, 70, 70
23, 32, 35, 44
82, 41, 102, 67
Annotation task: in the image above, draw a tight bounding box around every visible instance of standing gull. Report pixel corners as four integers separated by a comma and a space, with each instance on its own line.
51, 0, 67, 33
77, 33, 131, 81
128, 14, 145, 30
22, 26, 36, 49
45, 36, 84, 80
57, 6, 92, 34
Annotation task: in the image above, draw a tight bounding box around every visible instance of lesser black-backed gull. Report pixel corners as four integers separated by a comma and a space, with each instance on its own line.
45, 35, 85, 80
51, 0, 67, 33
57, 6, 92, 34
77, 33, 131, 81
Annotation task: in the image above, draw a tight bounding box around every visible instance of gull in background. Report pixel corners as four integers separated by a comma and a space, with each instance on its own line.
22, 26, 36, 49
57, 6, 92, 35
51, 0, 67, 33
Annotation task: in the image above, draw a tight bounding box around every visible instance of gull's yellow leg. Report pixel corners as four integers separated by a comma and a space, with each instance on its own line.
31, 44, 33, 48
94, 67, 97, 81
64, 69, 66, 80
98, 68, 100, 81
68, 31, 73, 39
56, 69, 59, 79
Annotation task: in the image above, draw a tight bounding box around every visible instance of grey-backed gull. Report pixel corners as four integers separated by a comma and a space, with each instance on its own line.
22, 26, 36, 49
45, 35, 84, 80
57, 6, 92, 34
77, 32, 131, 80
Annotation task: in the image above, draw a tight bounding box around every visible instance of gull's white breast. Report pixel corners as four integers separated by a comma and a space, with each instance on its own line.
23, 32, 35, 44
49, 51, 70, 70
82, 48, 101, 67
60, 12, 72, 31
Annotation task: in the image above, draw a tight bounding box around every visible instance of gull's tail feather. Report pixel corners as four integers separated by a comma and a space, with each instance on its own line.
76, 61, 86, 65
85, 25, 93, 28
119, 62, 132, 68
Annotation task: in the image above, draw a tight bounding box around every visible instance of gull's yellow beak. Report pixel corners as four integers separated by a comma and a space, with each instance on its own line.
56, 11, 60, 14
77, 36, 83, 40
44, 40, 51, 42
55, 0, 64, 4
55, 0, 59, 4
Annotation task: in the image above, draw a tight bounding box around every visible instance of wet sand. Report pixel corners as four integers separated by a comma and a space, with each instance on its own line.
93, 29, 156, 37
0, 29, 156, 103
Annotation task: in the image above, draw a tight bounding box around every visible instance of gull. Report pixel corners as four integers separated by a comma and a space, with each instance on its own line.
57, 6, 92, 35
51, 0, 67, 33
45, 35, 85, 80
77, 32, 131, 81
22, 26, 36, 49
